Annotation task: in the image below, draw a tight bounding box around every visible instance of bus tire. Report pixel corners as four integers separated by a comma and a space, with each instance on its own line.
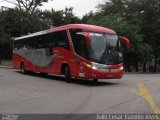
64, 66, 71, 83
40, 73, 48, 76
93, 79, 98, 82
20, 63, 26, 74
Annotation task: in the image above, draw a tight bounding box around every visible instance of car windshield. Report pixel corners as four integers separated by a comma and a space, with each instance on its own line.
89, 32, 123, 65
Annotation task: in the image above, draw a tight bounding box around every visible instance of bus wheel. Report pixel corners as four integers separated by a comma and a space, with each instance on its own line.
93, 79, 98, 82
20, 63, 26, 74
40, 73, 48, 76
64, 66, 71, 83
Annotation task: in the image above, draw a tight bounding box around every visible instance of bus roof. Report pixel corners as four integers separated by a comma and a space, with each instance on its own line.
14, 30, 48, 41
14, 24, 116, 41
49, 24, 116, 34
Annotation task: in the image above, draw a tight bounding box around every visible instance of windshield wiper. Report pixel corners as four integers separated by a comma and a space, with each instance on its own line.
109, 50, 118, 63
102, 43, 118, 63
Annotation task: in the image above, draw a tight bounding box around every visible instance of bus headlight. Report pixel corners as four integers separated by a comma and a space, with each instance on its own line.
84, 63, 98, 70
92, 66, 98, 70
84, 63, 91, 68
120, 66, 123, 70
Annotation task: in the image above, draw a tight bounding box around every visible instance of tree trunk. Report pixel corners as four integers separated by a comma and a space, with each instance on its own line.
154, 56, 158, 72
143, 60, 147, 72
135, 61, 138, 72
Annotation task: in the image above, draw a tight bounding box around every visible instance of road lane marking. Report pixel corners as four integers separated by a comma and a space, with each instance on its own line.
138, 83, 160, 115
122, 83, 160, 117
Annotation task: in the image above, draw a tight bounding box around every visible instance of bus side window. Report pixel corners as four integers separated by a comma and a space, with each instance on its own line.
43, 34, 48, 48
36, 35, 47, 49
46, 31, 69, 49
28, 38, 33, 50
16, 41, 21, 50
55, 31, 69, 48
47, 33, 56, 48
19, 39, 24, 50
74, 35, 87, 58
70, 29, 88, 58
14, 41, 17, 50
37, 36, 43, 48
33, 36, 38, 49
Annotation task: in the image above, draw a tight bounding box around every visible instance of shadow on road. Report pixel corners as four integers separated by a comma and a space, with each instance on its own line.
15, 71, 119, 87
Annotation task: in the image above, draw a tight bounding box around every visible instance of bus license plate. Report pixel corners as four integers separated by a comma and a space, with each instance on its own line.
107, 75, 113, 77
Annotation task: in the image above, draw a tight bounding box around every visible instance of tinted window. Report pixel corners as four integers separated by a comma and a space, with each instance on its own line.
70, 29, 89, 59
37, 35, 47, 49
47, 31, 69, 48
14, 40, 20, 50
14, 30, 69, 50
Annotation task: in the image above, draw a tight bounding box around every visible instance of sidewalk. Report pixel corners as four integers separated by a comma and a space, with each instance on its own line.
0, 60, 13, 69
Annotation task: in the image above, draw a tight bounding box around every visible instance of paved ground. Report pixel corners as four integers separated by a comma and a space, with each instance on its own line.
0, 68, 160, 116
0, 60, 12, 67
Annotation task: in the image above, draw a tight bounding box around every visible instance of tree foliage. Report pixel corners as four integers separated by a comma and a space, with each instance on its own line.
42, 7, 81, 27
83, 0, 157, 72
85, 14, 144, 72
0, 8, 48, 37
4, 0, 52, 14
123, 0, 160, 71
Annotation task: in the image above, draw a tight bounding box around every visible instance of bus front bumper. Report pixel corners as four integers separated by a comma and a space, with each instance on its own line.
84, 67, 124, 79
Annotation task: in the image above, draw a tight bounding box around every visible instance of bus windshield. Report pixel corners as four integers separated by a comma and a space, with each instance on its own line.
89, 32, 123, 65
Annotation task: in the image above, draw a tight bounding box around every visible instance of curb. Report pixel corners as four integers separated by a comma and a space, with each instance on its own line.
0, 66, 13, 69
125, 72, 143, 74
125, 72, 159, 74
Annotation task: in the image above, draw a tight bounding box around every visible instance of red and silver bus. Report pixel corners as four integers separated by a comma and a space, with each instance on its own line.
13, 24, 130, 82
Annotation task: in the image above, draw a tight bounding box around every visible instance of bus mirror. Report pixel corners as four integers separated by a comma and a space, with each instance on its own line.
118, 36, 130, 48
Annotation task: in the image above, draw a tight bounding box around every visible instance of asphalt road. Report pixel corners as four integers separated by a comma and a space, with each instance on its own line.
0, 68, 160, 116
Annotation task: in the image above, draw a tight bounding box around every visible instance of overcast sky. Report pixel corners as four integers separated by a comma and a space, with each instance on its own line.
0, 0, 105, 18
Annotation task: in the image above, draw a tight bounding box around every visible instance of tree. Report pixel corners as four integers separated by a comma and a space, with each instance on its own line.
42, 9, 64, 27
82, 11, 95, 23
90, 0, 159, 72
97, 0, 126, 16
85, 13, 146, 72
0, 6, 81, 60
42, 7, 81, 27
138, 43, 153, 72
0, 8, 48, 37
3, 0, 52, 14
123, 0, 160, 72
63, 7, 81, 25
0, 9, 13, 60
0, 8, 49, 59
